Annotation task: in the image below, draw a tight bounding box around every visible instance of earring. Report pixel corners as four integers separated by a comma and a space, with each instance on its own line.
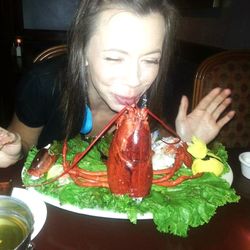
85, 60, 89, 67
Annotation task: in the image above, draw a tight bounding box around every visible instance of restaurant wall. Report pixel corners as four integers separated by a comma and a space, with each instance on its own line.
165, 0, 250, 119
177, 0, 250, 49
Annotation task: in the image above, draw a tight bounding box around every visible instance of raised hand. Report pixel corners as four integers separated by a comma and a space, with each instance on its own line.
175, 88, 235, 143
0, 127, 22, 168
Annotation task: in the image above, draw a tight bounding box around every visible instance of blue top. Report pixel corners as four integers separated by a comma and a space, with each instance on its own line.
80, 105, 93, 134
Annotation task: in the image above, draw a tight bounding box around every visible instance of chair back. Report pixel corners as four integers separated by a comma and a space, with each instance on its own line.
33, 44, 67, 63
192, 50, 250, 148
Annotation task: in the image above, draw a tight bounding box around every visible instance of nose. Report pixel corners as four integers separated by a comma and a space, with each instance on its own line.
126, 61, 141, 87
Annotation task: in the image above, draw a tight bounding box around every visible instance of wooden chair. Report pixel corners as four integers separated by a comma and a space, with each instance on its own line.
33, 44, 67, 63
192, 50, 250, 148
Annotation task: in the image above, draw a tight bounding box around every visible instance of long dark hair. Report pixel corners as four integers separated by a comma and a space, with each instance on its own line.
60, 0, 178, 138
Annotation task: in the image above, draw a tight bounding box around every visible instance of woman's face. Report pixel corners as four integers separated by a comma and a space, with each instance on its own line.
86, 9, 165, 112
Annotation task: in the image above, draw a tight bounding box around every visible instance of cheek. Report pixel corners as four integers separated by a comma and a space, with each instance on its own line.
92, 64, 127, 87
89, 61, 115, 86
140, 65, 160, 83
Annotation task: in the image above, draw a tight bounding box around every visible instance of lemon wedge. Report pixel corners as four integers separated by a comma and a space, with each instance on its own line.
46, 164, 64, 180
187, 136, 207, 159
192, 158, 224, 176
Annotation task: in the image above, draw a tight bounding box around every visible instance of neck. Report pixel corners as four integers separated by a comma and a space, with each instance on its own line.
87, 82, 116, 136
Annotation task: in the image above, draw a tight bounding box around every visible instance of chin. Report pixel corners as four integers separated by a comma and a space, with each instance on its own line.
109, 103, 125, 113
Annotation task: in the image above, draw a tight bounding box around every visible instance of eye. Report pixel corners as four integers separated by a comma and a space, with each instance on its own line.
144, 59, 160, 65
104, 57, 123, 62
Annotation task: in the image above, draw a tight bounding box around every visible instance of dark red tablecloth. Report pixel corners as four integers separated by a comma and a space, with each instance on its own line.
1, 148, 250, 250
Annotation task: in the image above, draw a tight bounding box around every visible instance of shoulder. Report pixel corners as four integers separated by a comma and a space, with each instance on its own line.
23, 55, 67, 81
15, 56, 67, 127
18, 55, 67, 94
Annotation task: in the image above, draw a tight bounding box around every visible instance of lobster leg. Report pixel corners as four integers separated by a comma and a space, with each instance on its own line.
154, 173, 202, 187
26, 105, 198, 193
152, 148, 183, 184
152, 146, 201, 186
25, 107, 128, 187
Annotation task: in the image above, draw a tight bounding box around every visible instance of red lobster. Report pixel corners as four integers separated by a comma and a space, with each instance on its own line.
28, 105, 200, 198
107, 106, 152, 197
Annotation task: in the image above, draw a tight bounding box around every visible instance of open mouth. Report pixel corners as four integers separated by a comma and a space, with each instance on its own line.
114, 95, 138, 106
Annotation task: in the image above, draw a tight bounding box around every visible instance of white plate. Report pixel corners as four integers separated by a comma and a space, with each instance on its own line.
19, 161, 233, 222
24, 167, 233, 221
221, 165, 233, 186
11, 187, 47, 240
26, 187, 152, 220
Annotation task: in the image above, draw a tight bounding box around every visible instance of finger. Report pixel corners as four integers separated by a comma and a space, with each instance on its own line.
176, 96, 189, 121
206, 88, 232, 114
195, 87, 222, 111
1, 133, 22, 156
216, 110, 235, 128
212, 97, 232, 120
0, 129, 16, 148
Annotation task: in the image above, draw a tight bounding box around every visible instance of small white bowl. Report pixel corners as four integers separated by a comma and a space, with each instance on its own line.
239, 152, 250, 179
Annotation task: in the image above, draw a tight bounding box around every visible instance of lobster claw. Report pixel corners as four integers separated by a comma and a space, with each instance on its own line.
28, 148, 58, 177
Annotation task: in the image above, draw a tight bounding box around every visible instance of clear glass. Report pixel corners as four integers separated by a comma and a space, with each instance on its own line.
0, 195, 34, 249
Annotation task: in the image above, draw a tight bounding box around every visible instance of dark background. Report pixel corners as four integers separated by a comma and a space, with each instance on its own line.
22, 0, 79, 31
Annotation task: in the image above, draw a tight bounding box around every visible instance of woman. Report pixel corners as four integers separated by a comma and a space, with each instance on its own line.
0, 0, 234, 167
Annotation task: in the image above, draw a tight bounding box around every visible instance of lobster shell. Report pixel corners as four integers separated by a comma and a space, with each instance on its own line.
28, 148, 58, 177
107, 107, 152, 198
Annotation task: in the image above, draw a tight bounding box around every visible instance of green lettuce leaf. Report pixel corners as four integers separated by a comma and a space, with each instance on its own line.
22, 135, 240, 237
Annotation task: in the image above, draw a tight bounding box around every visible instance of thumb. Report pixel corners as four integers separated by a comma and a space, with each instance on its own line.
1, 133, 22, 156
176, 95, 189, 121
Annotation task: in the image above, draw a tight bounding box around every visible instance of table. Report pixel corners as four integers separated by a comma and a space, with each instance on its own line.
1, 148, 250, 250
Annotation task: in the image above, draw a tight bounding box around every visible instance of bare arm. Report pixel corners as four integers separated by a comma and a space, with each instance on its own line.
0, 113, 43, 168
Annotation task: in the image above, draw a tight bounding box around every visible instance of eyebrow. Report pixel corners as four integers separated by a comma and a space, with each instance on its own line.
102, 49, 162, 55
